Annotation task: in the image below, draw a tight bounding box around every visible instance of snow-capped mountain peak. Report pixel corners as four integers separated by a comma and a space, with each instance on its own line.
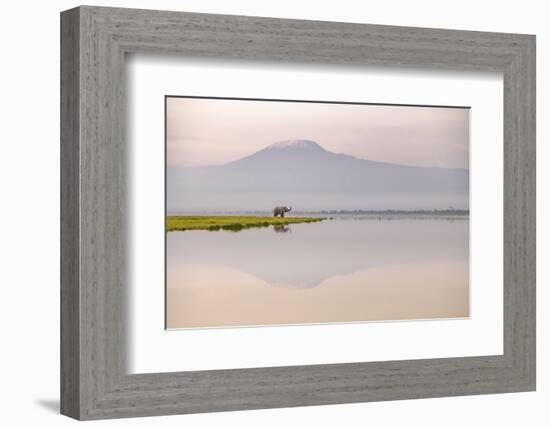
265, 139, 325, 151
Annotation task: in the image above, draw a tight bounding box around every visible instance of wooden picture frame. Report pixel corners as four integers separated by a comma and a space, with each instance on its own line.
60, 5, 536, 420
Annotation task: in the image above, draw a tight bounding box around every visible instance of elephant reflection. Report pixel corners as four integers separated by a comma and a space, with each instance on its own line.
273, 224, 291, 233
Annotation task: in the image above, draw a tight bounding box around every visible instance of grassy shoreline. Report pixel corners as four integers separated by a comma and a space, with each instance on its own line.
167, 215, 326, 232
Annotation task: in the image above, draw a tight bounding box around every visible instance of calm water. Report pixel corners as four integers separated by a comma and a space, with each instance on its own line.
166, 216, 469, 329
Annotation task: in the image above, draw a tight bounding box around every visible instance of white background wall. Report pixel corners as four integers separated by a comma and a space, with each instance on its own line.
0, 0, 546, 425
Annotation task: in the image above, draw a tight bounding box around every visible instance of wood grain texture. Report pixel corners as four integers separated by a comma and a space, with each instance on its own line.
60, 5, 536, 420
60, 7, 80, 419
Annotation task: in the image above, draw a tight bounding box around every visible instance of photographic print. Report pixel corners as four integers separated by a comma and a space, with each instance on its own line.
166, 96, 469, 329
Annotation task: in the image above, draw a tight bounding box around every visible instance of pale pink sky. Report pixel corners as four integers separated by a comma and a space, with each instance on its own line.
167, 97, 469, 169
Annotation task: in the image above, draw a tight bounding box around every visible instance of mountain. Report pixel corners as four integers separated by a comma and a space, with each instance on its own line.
167, 139, 469, 213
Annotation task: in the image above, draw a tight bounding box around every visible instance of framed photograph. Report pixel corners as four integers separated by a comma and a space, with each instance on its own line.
61, 6, 536, 420
165, 96, 471, 329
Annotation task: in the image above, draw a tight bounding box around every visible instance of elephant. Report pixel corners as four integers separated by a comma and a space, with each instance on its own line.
273, 206, 292, 218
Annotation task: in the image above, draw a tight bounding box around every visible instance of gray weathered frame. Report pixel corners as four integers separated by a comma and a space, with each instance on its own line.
61, 5, 536, 420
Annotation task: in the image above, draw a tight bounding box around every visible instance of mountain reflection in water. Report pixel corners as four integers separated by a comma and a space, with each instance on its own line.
166, 216, 469, 328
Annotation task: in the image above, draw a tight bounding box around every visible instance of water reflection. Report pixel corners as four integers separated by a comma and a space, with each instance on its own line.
272, 224, 291, 233
166, 217, 469, 328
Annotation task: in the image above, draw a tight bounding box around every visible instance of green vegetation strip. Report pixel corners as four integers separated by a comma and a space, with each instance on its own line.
167, 216, 325, 232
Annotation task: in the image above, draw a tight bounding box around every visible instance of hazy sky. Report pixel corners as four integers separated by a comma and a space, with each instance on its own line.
167, 97, 469, 169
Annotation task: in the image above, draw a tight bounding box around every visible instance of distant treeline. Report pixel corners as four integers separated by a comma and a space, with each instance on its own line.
170, 209, 469, 216
298, 209, 469, 215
